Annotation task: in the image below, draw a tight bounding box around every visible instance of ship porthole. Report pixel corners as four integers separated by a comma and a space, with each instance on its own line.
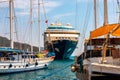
9, 64, 12, 68
26, 64, 28, 67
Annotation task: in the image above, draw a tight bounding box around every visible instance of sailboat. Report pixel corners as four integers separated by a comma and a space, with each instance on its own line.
71, 0, 120, 80
0, 0, 54, 74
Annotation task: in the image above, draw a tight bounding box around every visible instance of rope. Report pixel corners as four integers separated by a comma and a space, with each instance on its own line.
42, 0, 47, 21
79, 0, 92, 56
42, 0, 54, 52
13, 1, 19, 42
75, 0, 78, 28
38, 62, 73, 80
117, 0, 120, 23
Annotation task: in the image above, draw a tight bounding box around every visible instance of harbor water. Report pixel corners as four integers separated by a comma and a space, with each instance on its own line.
0, 60, 76, 80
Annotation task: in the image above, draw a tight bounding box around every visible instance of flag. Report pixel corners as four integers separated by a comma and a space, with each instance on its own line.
45, 20, 48, 23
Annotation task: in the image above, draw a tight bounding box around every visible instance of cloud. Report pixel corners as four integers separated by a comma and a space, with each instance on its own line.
0, 0, 9, 7
14, 0, 30, 9
53, 12, 75, 20
16, 12, 29, 16
77, 0, 93, 3
77, 0, 81, 2
0, 0, 8, 2
44, 1, 61, 8
0, 0, 62, 16
16, 0, 62, 16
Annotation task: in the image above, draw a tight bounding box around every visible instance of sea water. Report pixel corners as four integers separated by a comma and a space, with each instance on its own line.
0, 60, 76, 80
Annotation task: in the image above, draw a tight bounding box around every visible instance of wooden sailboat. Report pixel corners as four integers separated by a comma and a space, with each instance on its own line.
0, 0, 54, 74
71, 0, 120, 80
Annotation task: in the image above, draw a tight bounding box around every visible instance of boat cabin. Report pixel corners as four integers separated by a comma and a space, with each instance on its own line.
84, 38, 120, 59
0, 47, 23, 62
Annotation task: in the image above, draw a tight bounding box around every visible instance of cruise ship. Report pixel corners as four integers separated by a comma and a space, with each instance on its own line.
44, 22, 80, 59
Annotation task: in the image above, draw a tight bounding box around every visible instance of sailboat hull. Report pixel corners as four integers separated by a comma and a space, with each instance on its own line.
0, 59, 52, 74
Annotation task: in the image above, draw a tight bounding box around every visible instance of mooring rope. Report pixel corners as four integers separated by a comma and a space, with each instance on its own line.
38, 62, 73, 80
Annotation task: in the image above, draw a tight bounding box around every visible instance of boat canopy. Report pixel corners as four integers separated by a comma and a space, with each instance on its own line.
90, 24, 120, 39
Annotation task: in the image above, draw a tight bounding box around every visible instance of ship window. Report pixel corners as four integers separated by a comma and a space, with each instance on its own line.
19, 66, 21, 68
14, 66, 16, 68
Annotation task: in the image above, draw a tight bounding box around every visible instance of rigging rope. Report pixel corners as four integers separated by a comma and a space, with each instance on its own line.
42, 0, 47, 21
42, 0, 54, 52
117, 0, 120, 23
75, 0, 78, 29
79, 0, 92, 56
13, 1, 19, 43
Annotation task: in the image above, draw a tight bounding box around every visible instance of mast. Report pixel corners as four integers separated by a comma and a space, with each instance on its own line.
38, 0, 40, 52
9, 0, 14, 49
30, 0, 33, 52
104, 0, 108, 25
102, 0, 108, 63
94, 0, 97, 29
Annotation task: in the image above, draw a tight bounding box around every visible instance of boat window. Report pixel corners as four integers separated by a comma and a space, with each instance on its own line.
111, 48, 120, 58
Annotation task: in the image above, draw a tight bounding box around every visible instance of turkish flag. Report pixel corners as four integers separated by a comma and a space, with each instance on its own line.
45, 20, 48, 23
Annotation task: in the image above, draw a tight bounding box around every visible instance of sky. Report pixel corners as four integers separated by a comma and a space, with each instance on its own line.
0, 0, 119, 54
